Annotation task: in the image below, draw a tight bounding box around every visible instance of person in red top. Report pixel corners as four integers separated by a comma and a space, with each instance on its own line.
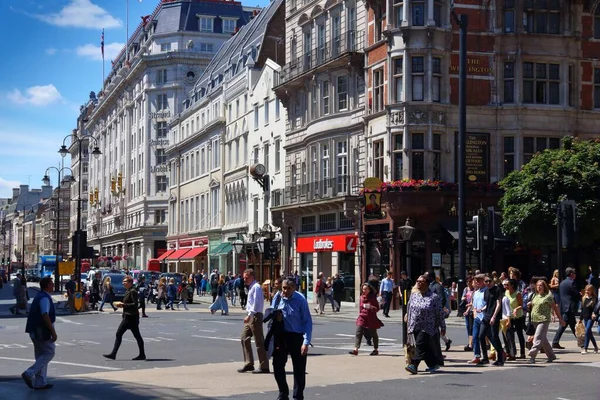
349, 283, 384, 356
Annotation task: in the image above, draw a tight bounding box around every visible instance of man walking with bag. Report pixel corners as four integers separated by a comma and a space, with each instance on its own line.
22, 277, 57, 390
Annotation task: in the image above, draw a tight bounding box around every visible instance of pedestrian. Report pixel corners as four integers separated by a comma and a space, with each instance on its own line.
505, 278, 525, 359
231, 274, 238, 307
324, 277, 336, 312
313, 272, 325, 315
178, 280, 189, 310
166, 278, 177, 310
103, 276, 146, 361
469, 274, 487, 364
349, 283, 383, 356
99, 276, 117, 312
210, 272, 219, 303
479, 275, 505, 366
332, 274, 344, 312
19, 274, 30, 314
65, 275, 76, 314
195, 271, 202, 296
552, 267, 580, 349
136, 275, 148, 317
379, 271, 395, 318
580, 284, 598, 354
209, 277, 229, 315
156, 277, 167, 310
10, 273, 23, 315
549, 269, 560, 307
237, 274, 247, 309
22, 277, 57, 391
91, 273, 100, 310
404, 275, 446, 375
424, 271, 450, 362
272, 279, 313, 400
461, 276, 475, 351
238, 268, 269, 374
527, 279, 565, 364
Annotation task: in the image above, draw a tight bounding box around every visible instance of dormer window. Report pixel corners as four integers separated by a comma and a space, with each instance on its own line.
222, 18, 237, 34
199, 16, 214, 32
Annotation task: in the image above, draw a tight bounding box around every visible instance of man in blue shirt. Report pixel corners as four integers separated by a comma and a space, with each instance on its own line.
273, 279, 313, 400
469, 274, 488, 365
379, 271, 395, 318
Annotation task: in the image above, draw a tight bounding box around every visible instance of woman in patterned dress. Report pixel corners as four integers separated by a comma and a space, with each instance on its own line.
405, 275, 446, 375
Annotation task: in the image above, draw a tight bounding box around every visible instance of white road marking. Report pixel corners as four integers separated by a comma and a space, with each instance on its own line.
0, 356, 122, 370
556, 398, 572, 400
155, 336, 176, 341
78, 340, 101, 345
56, 317, 83, 325
0, 344, 28, 349
196, 329, 217, 333
191, 335, 238, 342
334, 334, 396, 341
211, 321, 235, 325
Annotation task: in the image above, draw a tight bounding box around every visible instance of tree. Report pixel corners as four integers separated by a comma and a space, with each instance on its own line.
499, 137, 600, 247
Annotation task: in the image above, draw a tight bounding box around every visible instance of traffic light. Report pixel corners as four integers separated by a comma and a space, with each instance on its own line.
466, 216, 480, 250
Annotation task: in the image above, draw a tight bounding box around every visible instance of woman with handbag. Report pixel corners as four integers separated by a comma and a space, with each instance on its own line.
580, 284, 598, 354
349, 283, 383, 356
506, 278, 526, 359
526, 280, 565, 364
405, 275, 446, 375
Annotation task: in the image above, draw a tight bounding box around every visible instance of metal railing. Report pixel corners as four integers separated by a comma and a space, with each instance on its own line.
282, 175, 360, 206
281, 30, 363, 84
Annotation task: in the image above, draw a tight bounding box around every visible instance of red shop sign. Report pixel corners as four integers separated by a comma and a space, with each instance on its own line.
296, 235, 357, 253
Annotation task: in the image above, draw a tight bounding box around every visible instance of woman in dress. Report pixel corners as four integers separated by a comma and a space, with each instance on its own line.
99, 276, 117, 312
549, 269, 560, 308
209, 278, 229, 315
526, 279, 565, 364
349, 283, 383, 356
580, 284, 598, 354
405, 275, 446, 375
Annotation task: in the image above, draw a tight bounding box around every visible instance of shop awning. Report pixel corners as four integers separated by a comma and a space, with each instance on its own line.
156, 250, 175, 261
179, 247, 207, 260
210, 242, 232, 256
167, 248, 192, 261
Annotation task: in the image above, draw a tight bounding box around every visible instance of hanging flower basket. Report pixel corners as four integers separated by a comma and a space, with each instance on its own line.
359, 180, 501, 195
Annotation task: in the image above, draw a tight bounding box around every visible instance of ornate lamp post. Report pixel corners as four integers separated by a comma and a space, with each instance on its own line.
398, 217, 415, 347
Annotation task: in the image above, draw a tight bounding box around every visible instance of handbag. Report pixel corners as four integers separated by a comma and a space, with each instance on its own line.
525, 294, 536, 336
576, 320, 586, 348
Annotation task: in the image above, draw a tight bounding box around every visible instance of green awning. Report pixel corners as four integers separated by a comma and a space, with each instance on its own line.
210, 242, 232, 256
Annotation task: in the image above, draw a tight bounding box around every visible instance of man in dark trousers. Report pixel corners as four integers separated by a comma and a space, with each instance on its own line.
90, 274, 100, 310
22, 277, 57, 391
479, 276, 504, 366
136, 275, 148, 318
424, 271, 447, 364
103, 276, 146, 360
552, 267, 580, 349
272, 279, 313, 400
332, 274, 344, 312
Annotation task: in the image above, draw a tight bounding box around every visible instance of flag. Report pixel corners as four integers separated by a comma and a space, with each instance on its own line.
101, 29, 104, 59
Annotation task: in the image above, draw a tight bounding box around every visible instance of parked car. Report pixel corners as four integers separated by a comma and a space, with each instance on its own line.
159, 272, 194, 303
131, 270, 160, 285
101, 273, 128, 301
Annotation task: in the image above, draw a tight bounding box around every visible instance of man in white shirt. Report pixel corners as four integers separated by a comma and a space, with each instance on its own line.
238, 268, 269, 374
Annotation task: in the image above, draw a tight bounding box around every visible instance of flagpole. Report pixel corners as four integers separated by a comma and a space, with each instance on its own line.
101, 29, 105, 91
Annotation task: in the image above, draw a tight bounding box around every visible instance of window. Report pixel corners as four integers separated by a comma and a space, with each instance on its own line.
336, 141, 348, 193
395, 0, 404, 27
524, 0, 560, 34
595, 7, 600, 39
301, 216, 316, 233
212, 139, 220, 169
200, 148, 206, 174
523, 62, 560, 104
503, 62, 515, 103
322, 80, 330, 115
373, 140, 384, 181
199, 43, 213, 52
222, 19, 236, 33
156, 149, 167, 165
264, 143, 270, 173
199, 17, 214, 32
156, 176, 167, 192
275, 98, 280, 120
321, 144, 330, 194
157, 94, 168, 110
503, 137, 515, 177
433, 133, 441, 180
503, 0, 515, 33
412, 56, 424, 101
317, 22, 326, 63
275, 138, 281, 172
594, 69, 600, 108
156, 69, 168, 85
160, 43, 171, 52
211, 187, 220, 226
190, 198, 195, 229
154, 210, 166, 225
319, 213, 337, 231
393, 134, 403, 180
253, 146, 259, 164
304, 30, 312, 69
432, 57, 441, 102
264, 99, 269, 124
411, 133, 424, 180
254, 105, 259, 129
373, 69, 384, 112
433, 0, 442, 27
337, 76, 348, 111
413, 0, 425, 26
228, 104, 232, 121
191, 153, 195, 177
375, 5, 384, 42
393, 58, 403, 102
332, 14, 341, 57
523, 136, 560, 165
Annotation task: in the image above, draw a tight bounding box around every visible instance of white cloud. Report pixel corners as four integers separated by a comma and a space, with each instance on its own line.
33, 0, 122, 29
76, 42, 124, 61
45, 48, 58, 55
7, 85, 63, 107
0, 177, 22, 198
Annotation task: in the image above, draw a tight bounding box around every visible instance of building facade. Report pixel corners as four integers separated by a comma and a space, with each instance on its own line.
85, 0, 256, 270
165, 0, 285, 276
272, 0, 367, 302
359, 0, 600, 285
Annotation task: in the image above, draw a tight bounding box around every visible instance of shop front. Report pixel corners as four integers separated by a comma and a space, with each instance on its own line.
164, 237, 209, 274
296, 234, 358, 303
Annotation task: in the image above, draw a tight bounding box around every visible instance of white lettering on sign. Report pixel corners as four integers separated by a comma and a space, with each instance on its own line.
313, 239, 334, 250
346, 238, 356, 252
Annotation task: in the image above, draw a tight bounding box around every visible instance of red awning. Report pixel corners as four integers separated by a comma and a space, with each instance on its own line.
179, 247, 207, 260
167, 248, 192, 261
156, 250, 175, 261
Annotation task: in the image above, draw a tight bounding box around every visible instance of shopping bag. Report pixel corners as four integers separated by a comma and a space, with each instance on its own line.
405, 333, 416, 365
576, 320, 586, 348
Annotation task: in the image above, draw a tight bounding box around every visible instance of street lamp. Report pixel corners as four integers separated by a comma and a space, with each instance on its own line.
232, 239, 245, 276
43, 166, 74, 292
16, 205, 36, 278
398, 217, 415, 348
59, 132, 101, 298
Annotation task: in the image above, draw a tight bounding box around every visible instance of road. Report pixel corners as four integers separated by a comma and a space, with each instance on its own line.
0, 284, 595, 399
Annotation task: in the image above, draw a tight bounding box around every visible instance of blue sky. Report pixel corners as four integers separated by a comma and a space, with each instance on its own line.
0, 0, 270, 198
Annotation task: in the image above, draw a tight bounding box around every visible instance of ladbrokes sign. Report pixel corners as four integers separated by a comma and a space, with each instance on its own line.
296, 235, 357, 253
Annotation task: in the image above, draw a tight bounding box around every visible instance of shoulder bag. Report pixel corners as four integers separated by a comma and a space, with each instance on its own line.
525, 293, 536, 336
